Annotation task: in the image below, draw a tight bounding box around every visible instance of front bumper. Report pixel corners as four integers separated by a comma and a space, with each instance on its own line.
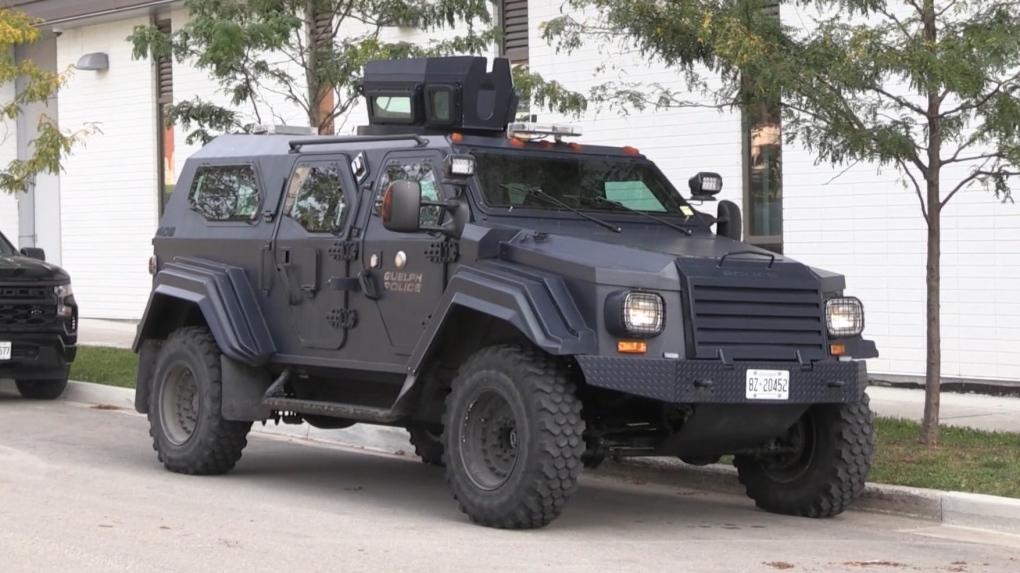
0, 331, 77, 381
575, 356, 867, 404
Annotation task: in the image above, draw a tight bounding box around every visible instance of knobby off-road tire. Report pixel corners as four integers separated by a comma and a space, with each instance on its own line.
733, 393, 875, 518
148, 326, 252, 475
407, 423, 445, 466
442, 344, 586, 529
15, 377, 68, 400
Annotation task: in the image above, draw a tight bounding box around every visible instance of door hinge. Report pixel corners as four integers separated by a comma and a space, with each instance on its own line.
328, 240, 359, 261
425, 241, 459, 264
327, 308, 358, 329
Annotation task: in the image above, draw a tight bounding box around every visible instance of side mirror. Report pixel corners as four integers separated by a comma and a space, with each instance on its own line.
20, 247, 46, 261
381, 180, 423, 233
716, 200, 742, 242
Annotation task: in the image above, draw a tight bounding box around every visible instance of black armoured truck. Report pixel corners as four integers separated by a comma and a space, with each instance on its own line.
132, 56, 878, 529
0, 228, 78, 400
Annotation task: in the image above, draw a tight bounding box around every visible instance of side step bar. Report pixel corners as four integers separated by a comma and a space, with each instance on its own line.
260, 368, 404, 424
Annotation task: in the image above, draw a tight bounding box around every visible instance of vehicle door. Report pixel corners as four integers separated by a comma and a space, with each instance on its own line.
272, 156, 359, 351
353, 149, 454, 359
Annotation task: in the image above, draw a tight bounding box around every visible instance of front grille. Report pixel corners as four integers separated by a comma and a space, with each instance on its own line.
0, 284, 57, 329
0, 303, 57, 327
0, 286, 49, 300
687, 280, 826, 361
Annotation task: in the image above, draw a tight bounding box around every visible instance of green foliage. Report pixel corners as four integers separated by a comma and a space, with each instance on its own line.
543, 0, 1020, 211
0, 8, 98, 196
128, 0, 588, 145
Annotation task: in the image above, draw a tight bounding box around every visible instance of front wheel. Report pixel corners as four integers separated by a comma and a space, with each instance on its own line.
442, 344, 586, 529
15, 377, 68, 400
733, 393, 875, 518
147, 326, 252, 475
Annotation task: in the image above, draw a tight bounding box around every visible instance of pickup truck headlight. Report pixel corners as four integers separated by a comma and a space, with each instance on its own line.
55, 283, 75, 319
826, 296, 864, 337
606, 290, 665, 338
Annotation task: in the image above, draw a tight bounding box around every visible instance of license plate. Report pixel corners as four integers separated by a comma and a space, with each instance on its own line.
746, 369, 789, 400
0, 341, 10, 361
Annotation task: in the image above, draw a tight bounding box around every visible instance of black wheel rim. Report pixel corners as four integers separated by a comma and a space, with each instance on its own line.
759, 414, 817, 483
160, 361, 200, 446
460, 389, 519, 491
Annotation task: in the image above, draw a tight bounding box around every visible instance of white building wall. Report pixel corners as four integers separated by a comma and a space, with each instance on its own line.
56, 17, 160, 320
0, 76, 18, 242
779, 5, 1020, 382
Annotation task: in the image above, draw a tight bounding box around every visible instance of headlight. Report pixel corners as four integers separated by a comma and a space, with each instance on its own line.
55, 283, 75, 319
826, 296, 864, 337
606, 290, 665, 338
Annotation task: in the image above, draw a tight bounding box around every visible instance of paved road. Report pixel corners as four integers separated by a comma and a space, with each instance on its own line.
2, 389, 1019, 573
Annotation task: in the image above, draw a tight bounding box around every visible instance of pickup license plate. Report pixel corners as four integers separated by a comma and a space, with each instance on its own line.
746, 369, 789, 400
0, 341, 11, 361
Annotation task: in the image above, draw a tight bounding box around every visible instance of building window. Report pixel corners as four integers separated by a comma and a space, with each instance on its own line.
188, 165, 262, 222
742, 2, 782, 254
284, 163, 348, 232
155, 19, 175, 215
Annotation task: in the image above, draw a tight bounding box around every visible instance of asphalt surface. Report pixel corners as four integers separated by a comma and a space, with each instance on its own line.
2, 387, 1019, 573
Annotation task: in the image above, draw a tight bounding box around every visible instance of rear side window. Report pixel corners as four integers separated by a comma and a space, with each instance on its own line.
284, 163, 348, 233
188, 165, 261, 221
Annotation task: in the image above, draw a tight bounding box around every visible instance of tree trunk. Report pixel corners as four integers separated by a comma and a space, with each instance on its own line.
917, 0, 942, 447
920, 187, 941, 446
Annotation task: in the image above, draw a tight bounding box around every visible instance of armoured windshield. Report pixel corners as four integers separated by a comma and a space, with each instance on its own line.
0, 231, 15, 256
470, 150, 697, 218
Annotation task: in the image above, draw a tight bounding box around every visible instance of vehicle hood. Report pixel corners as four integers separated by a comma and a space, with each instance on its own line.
0, 255, 69, 282
462, 221, 846, 293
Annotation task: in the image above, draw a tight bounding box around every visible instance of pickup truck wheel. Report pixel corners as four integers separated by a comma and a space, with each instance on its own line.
733, 393, 874, 518
442, 344, 585, 529
15, 377, 68, 400
148, 326, 252, 475
407, 423, 444, 466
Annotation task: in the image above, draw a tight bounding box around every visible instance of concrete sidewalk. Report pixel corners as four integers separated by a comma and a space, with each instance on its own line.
75, 318, 1020, 434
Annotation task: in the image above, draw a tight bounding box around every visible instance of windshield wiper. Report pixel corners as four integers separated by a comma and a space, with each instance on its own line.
590, 196, 692, 236
500, 185, 621, 233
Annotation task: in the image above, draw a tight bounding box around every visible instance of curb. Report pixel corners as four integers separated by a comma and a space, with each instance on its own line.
61, 380, 1020, 536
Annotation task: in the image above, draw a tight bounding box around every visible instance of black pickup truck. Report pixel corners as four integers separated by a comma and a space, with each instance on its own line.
0, 228, 78, 399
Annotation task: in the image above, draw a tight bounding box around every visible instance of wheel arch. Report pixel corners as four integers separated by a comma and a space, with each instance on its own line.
132, 257, 277, 416
392, 264, 596, 416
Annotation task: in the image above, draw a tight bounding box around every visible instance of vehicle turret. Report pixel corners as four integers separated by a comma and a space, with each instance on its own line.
357, 55, 520, 137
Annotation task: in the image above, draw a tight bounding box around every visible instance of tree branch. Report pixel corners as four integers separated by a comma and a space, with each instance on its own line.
896, 157, 928, 222
942, 151, 1003, 167
939, 69, 1020, 118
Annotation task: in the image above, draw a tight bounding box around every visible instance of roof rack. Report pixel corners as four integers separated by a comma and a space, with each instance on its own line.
288, 133, 429, 152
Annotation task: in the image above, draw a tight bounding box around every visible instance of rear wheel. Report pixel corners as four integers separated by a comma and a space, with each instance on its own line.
407, 423, 444, 466
15, 377, 68, 400
442, 344, 586, 529
148, 326, 252, 475
733, 393, 874, 518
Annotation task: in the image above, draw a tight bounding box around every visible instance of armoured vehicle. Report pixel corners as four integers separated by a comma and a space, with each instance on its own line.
0, 228, 78, 400
132, 56, 878, 529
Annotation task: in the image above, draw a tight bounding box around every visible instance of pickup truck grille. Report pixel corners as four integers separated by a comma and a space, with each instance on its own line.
687, 279, 827, 361
0, 286, 57, 328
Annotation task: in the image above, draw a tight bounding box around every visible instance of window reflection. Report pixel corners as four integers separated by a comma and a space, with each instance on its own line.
188, 165, 261, 221
285, 165, 346, 233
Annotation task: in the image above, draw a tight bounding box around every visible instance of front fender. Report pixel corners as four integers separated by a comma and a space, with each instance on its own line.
132, 256, 276, 366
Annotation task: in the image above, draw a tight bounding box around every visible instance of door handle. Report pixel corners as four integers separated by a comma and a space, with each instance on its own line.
359, 269, 381, 300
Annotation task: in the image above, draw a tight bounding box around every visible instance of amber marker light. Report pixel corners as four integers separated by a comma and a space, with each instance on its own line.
622, 146, 640, 155
618, 341, 647, 354
830, 343, 846, 356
